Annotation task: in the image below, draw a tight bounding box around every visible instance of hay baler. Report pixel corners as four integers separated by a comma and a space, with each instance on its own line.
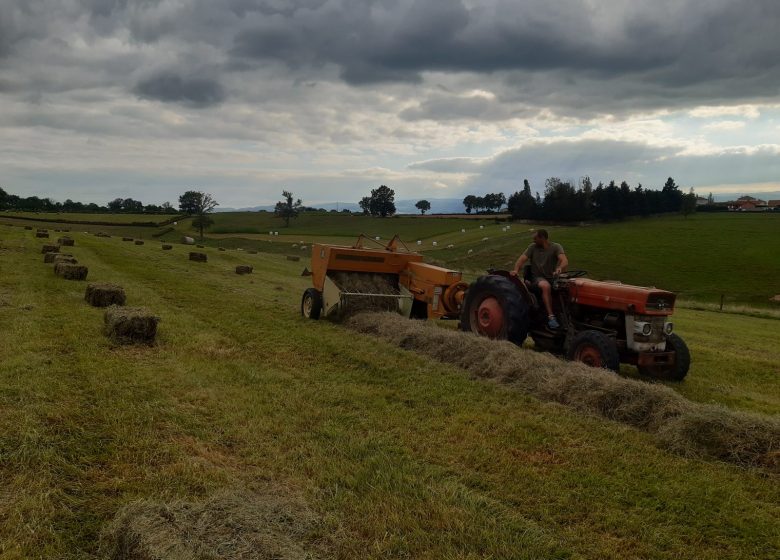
300, 235, 468, 320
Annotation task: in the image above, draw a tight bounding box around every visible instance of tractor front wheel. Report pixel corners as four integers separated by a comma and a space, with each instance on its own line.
459, 275, 529, 345
566, 330, 620, 372
638, 333, 691, 381
301, 288, 323, 320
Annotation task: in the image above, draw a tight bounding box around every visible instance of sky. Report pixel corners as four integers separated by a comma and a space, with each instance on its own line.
1, 0, 779, 207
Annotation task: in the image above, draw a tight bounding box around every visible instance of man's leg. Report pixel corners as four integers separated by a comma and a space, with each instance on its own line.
538, 279, 560, 329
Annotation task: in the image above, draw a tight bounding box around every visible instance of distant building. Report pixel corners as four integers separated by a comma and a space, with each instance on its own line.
768, 200, 780, 209
695, 196, 709, 206
728, 195, 769, 211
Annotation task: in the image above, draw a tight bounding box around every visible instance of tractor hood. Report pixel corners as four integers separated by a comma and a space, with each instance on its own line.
569, 279, 676, 316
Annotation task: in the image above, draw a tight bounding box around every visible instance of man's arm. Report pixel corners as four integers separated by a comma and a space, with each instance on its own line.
510, 253, 529, 276
554, 252, 569, 275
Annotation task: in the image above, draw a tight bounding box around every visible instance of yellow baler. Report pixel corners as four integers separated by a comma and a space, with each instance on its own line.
301, 235, 468, 320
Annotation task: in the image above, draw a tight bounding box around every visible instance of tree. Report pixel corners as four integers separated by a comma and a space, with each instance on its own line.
181, 191, 219, 239
178, 190, 202, 214
507, 180, 536, 220
463, 195, 477, 214
365, 185, 396, 217
359, 196, 371, 215
0, 187, 8, 210
108, 198, 123, 212
681, 187, 697, 218
274, 190, 302, 227
121, 198, 143, 213
415, 199, 431, 215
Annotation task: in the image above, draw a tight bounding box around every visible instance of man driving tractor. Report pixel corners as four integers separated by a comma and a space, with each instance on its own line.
510, 229, 568, 329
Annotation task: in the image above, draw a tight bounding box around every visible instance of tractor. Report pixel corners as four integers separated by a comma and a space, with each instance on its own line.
301, 235, 690, 381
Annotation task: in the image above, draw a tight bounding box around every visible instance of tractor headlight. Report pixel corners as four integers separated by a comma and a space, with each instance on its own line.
664, 322, 674, 335
634, 321, 653, 336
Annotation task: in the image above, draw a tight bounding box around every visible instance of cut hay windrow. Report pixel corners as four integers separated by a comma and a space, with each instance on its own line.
347, 312, 780, 471
103, 485, 320, 560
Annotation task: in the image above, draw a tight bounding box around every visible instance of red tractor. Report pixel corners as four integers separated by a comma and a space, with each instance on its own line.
459, 269, 691, 380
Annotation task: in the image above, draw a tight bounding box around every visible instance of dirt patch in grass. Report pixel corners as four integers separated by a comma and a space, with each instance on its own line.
103, 484, 322, 560
347, 312, 780, 471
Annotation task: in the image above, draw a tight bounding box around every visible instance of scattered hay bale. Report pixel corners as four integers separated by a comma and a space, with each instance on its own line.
54, 262, 88, 280
104, 306, 159, 344
236, 265, 253, 275
43, 252, 73, 263
41, 244, 59, 254
347, 312, 780, 471
189, 252, 207, 262
95, 232, 111, 238
53, 255, 78, 265
181, 236, 195, 245
248, 250, 258, 254
103, 486, 320, 560
122, 237, 134, 242
58, 237, 75, 246
218, 247, 226, 251
161, 244, 173, 250
85, 283, 126, 307
36, 228, 48, 233
24, 226, 32, 230
196, 244, 204, 248
134, 240, 144, 246
36, 232, 49, 238
286, 255, 300, 262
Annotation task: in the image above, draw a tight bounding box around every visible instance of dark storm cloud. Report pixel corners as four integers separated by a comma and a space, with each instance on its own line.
134, 72, 225, 107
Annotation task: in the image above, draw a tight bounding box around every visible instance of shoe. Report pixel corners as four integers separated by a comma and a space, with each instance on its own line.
547, 316, 560, 329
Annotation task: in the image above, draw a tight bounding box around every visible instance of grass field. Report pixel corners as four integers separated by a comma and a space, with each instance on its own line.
0, 212, 179, 225
0, 224, 778, 559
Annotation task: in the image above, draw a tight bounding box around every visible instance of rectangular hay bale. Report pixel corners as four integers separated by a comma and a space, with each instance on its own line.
161, 244, 173, 250
134, 240, 144, 245
44, 252, 72, 263
58, 237, 75, 246
41, 244, 59, 254
54, 262, 88, 280
189, 252, 207, 262
85, 283, 126, 307
286, 255, 301, 262
236, 265, 253, 275
36, 232, 49, 238
104, 306, 159, 344
53, 255, 78, 265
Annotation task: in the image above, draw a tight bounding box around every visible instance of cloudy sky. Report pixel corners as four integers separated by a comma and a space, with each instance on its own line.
1, 0, 779, 207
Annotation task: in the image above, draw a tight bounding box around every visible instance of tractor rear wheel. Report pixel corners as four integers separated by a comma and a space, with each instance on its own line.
301, 288, 323, 320
460, 275, 529, 345
566, 330, 620, 372
638, 333, 691, 381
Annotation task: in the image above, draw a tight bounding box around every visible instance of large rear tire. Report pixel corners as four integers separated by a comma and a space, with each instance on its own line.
301, 288, 323, 320
566, 330, 620, 372
638, 333, 690, 381
460, 275, 529, 345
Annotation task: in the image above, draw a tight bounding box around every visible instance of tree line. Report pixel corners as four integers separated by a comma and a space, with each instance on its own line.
463, 177, 697, 222
0, 187, 180, 214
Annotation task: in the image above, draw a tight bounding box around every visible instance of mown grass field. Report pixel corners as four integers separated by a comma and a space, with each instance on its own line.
0, 223, 778, 559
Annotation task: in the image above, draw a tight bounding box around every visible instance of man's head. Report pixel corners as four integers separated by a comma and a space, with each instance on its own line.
532, 229, 549, 247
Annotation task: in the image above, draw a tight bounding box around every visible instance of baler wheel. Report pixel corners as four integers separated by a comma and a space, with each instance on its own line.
460, 275, 529, 345
301, 288, 323, 320
566, 330, 620, 372
638, 333, 690, 381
